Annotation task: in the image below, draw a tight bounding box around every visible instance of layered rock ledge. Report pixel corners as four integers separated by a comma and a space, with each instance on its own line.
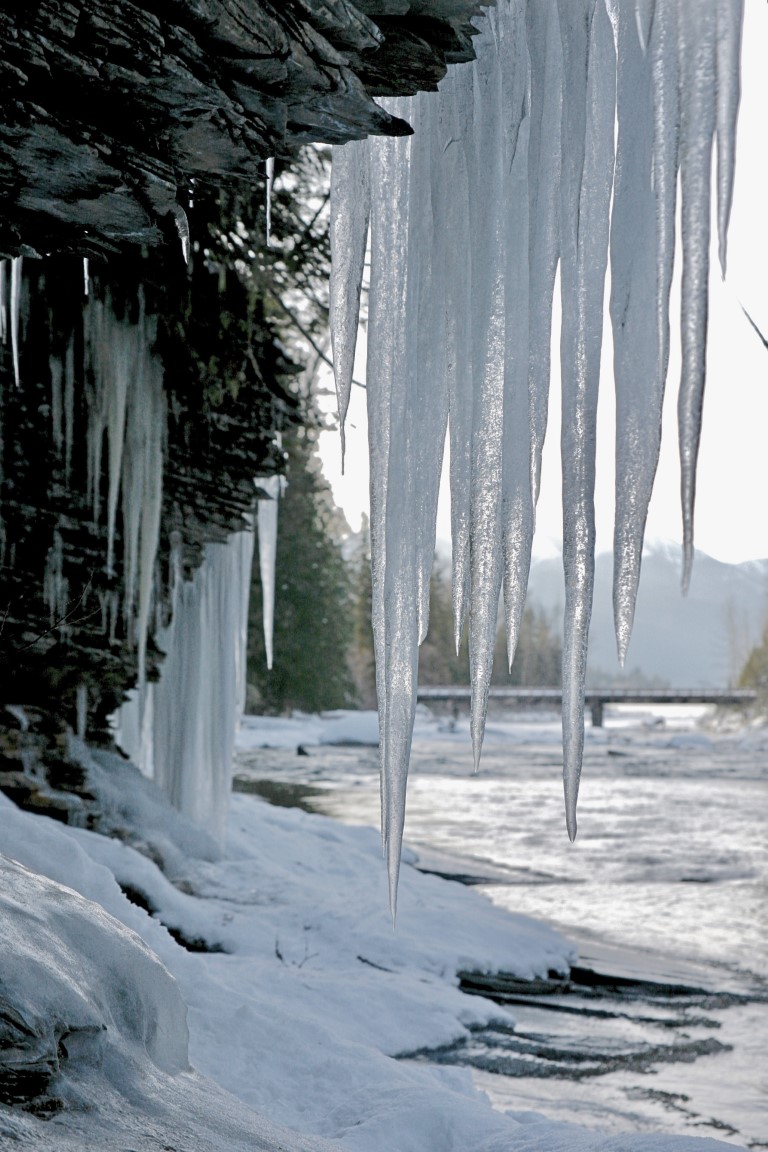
0, 0, 488, 257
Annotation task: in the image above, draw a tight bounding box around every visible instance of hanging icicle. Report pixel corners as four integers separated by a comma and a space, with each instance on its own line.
256, 473, 283, 671
171, 204, 191, 264
611, 0, 668, 668
265, 157, 275, 247
0, 260, 6, 345
10, 256, 22, 388
329, 139, 370, 467
330, 0, 744, 911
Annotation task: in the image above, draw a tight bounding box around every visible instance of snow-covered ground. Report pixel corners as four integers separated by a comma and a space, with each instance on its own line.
0, 731, 747, 1151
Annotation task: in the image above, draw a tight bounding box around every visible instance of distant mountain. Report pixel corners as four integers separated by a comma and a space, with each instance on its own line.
526, 543, 768, 688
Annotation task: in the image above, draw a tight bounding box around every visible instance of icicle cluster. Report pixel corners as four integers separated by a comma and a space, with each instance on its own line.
80, 290, 166, 682
329, 0, 743, 907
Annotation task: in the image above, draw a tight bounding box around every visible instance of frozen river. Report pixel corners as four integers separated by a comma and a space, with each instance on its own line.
235, 707, 768, 1146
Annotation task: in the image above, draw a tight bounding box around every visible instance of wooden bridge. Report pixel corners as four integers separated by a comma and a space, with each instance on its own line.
415, 686, 758, 727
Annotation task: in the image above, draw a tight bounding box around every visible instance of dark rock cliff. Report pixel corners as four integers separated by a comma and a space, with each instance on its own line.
0, 0, 487, 258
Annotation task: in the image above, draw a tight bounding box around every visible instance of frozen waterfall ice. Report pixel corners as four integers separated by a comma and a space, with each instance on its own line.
330, 0, 744, 902
118, 529, 254, 842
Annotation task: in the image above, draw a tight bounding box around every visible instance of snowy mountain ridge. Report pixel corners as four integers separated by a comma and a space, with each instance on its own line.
526, 544, 768, 688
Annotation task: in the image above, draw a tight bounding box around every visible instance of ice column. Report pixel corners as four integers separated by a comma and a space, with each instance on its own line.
118, 528, 254, 842
150, 530, 255, 841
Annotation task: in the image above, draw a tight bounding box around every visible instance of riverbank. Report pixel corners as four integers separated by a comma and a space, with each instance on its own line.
0, 728, 757, 1150
235, 708, 768, 1144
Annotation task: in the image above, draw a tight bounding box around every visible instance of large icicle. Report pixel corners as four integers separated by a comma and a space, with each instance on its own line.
441, 65, 475, 652
368, 98, 414, 914
526, 0, 562, 508
499, 2, 535, 675
329, 139, 370, 463
466, 11, 507, 772
677, 1, 717, 593
610, 0, 663, 665
408, 91, 448, 647
256, 474, 282, 671
134, 339, 165, 692
557, 0, 616, 840
87, 295, 130, 575
715, 0, 744, 276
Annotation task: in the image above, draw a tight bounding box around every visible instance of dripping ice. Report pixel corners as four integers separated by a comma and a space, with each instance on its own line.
329, 0, 744, 907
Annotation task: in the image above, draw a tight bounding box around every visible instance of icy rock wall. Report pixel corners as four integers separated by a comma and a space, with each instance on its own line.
329, 0, 744, 906
2, 261, 260, 841
117, 528, 254, 843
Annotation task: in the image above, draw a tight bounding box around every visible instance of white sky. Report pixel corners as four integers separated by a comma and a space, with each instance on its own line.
318, 0, 768, 565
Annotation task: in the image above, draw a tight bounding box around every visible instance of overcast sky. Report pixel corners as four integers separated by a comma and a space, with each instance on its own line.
318, 0, 768, 567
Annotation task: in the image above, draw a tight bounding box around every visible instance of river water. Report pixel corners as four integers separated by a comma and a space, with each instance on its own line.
234, 706, 768, 1146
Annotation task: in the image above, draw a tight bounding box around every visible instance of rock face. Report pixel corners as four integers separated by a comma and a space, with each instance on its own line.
0, 188, 294, 753
0, 1, 487, 258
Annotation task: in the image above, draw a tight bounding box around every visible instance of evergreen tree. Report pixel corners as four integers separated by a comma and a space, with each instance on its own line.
347, 518, 377, 707
247, 422, 356, 713
348, 536, 562, 692
418, 560, 470, 685
504, 604, 562, 687
738, 624, 768, 703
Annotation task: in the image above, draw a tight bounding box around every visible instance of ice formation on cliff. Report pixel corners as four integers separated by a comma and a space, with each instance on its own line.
329, 0, 743, 904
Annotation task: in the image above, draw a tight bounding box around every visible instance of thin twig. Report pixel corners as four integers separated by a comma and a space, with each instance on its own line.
274, 299, 366, 390
740, 303, 768, 352
15, 572, 99, 654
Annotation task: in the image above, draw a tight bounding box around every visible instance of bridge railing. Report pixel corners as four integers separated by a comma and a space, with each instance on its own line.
415, 686, 757, 727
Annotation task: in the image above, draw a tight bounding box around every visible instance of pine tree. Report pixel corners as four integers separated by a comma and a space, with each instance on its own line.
347, 518, 377, 707
247, 423, 356, 713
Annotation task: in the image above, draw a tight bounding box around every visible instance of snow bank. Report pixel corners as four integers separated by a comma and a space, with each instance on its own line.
0, 845, 334, 1152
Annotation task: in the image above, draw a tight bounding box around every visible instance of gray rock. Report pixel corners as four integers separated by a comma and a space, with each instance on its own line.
0, 1, 487, 256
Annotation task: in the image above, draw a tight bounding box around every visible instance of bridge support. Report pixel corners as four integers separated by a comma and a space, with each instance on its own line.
590, 700, 604, 728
